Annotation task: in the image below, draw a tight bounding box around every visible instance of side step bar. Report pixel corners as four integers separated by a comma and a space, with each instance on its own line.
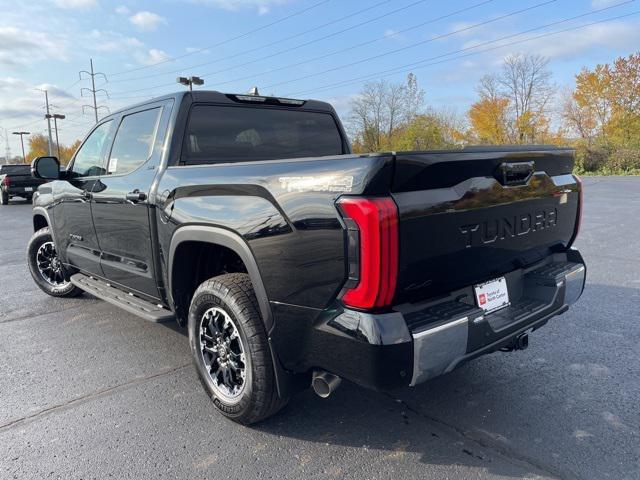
70, 273, 174, 323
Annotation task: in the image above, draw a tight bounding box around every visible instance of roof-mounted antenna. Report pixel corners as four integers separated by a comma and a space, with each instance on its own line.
248, 86, 259, 96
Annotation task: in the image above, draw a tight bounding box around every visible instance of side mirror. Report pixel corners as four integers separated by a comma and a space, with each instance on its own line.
31, 156, 60, 180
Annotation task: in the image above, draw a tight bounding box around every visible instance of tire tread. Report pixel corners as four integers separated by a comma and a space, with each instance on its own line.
190, 273, 287, 424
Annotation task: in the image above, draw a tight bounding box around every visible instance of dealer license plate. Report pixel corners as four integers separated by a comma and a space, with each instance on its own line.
24, 187, 33, 192
474, 277, 510, 313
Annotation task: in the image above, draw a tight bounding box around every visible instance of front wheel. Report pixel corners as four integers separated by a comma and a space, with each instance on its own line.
27, 227, 82, 297
188, 273, 287, 424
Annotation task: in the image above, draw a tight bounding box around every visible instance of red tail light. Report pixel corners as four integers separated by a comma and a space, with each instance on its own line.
568, 175, 583, 247
1, 176, 10, 187
337, 197, 399, 309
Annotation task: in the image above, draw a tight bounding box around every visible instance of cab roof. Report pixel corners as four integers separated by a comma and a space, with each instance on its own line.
109, 90, 336, 118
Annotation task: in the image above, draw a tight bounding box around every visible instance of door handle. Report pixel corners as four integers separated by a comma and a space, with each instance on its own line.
126, 190, 147, 203
80, 190, 92, 201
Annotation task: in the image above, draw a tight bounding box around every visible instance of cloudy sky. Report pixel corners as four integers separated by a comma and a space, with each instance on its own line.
0, 0, 638, 157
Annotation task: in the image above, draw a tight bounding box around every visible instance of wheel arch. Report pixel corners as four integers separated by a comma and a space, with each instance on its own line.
32, 207, 55, 241
33, 212, 49, 231
168, 225, 273, 331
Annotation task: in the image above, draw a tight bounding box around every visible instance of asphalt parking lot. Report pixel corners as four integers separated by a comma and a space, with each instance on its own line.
1, 176, 638, 480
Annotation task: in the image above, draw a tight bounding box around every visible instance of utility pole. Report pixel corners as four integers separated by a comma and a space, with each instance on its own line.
36, 88, 54, 155
0, 128, 11, 161
177, 76, 204, 92
12, 131, 30, 163
80, 58, 109, 123
45, 113, 65, 159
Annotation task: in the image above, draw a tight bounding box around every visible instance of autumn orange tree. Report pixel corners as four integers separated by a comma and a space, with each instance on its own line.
467, 75, 510, 144
27, 134, 81, 166
467, 53, 556, 145
563, 52, 640, 173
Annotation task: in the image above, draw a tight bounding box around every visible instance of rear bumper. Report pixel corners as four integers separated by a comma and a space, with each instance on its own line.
282, 249, 585, 391
409, 251, 585, 386
4, 186, 36, 197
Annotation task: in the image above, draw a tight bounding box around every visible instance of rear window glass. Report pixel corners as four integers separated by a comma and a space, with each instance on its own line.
182, 105, 344, 164
0, 165, 30, 175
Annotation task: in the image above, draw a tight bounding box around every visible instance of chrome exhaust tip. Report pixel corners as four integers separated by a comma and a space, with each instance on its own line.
311, 370, 341, 398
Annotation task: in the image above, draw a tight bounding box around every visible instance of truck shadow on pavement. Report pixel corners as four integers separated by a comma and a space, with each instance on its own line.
248, 283, 639, 480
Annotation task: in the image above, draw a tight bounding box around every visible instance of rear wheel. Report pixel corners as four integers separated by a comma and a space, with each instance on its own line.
188, 273, 287, 424
27, 227, 81, 297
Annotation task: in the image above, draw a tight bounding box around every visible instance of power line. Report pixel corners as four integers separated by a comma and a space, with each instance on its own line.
212, 0, 523, 88
199, 0, 487, 82
108, 0, 392, 84
107, 0, 436, 98
109, 0, 436, 88
108, 0, 332, 77
262, 0, 577, 90
101, 0, 593, 102
288, 9, 640, 97
108, 0, 435, 97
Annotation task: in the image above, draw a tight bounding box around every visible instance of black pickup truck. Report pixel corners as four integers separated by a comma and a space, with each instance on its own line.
0, 164, 46, 204
27, 90, 586, 424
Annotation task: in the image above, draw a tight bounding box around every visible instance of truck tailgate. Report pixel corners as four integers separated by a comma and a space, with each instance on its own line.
9, 174, 43, 188
390, 147, 580, 304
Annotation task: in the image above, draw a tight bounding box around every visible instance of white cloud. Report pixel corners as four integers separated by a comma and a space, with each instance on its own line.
36, 83, 76, 100
115, 5, 130, 14
129, 11, 167, 31
87, 30, 144, 52
462, 21, 640, 62
506, 22, 640, 60
0, 79, 78, 125
195, 0, 290, 15
53, 0, 97, 8
135, 48, 171, 65
0, 27, 68, 67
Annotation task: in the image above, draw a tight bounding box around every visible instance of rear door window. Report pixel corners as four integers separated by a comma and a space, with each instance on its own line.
182, 105, 344, 164
107, 107, 162, 175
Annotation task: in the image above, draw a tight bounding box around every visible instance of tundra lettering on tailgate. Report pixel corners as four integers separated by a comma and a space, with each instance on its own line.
460, 208, 558, 248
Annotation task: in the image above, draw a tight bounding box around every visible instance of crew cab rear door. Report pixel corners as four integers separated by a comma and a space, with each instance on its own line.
90, 100, 173, 299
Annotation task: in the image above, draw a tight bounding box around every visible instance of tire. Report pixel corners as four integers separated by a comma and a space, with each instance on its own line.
0, 191, 8, 205
27, 227, 82, 297
188, 273, 287, 425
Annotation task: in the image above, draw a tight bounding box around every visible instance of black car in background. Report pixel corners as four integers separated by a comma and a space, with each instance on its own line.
0, 164, 46, 204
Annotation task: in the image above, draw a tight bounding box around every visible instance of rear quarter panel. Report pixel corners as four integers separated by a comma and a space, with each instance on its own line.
156, 154, 392, 309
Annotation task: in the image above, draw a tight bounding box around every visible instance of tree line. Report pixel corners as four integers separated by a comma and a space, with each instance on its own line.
348, 51, 640, 174
14, 51, 639, 173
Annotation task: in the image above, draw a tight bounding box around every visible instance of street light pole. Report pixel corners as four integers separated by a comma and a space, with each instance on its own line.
46, 114, 65, 159
12, 131, 30, 163
177, 76, 204, 92
36, 89, 54, 156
